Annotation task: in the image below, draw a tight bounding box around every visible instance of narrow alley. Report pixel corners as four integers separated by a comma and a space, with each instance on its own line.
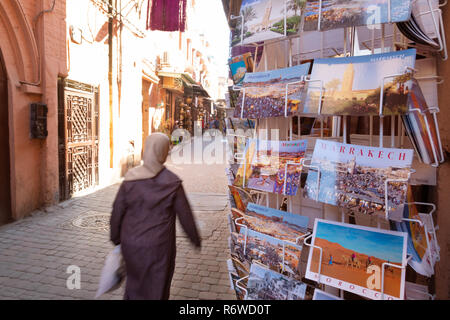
0, 139, 235, 300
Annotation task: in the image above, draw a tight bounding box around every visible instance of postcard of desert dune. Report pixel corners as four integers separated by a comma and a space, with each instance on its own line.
306, 219, 407, 300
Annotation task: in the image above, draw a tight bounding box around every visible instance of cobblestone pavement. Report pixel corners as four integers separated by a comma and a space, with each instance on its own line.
0, 146, 236, 300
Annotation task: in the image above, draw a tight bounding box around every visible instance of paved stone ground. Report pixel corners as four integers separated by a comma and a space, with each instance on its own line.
0, 146, 236, 300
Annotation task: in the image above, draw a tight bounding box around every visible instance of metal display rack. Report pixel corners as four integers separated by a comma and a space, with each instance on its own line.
225, 0, 444, 300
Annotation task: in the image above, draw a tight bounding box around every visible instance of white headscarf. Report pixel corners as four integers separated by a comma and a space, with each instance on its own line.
124, 133, 170, 181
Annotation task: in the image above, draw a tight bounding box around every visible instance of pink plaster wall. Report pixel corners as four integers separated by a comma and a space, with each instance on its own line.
0, 0, 67, 220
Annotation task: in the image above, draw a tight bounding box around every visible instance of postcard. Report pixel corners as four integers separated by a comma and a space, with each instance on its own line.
231, 228, 303, 279
237, 203, 309, 242
229, 185, 254, 212
246, 263, 307, 300
229, 52, 254, 85
231, 256, 251, 279
226, 164, 242, 186
304, 139, 414, 220
402, 79, 443, 165
231, 0, 303, 47
302, 0, 413, 32
227, 86, 241, 109
303, 49, 417, 116
234, 139, 308, 196
233, 63, 311, 119
312, 288, 343, 300
391, 187, 438, 277
306, 219, 407, 300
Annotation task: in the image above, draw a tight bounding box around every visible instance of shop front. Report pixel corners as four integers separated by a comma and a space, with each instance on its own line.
158, 71, 210, 138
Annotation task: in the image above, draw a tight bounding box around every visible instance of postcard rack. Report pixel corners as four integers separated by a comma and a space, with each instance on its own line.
408, 0, 448, 60
235, 275, 249, 297
225, 0, 445, 301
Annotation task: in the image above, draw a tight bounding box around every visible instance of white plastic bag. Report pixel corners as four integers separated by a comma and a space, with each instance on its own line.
95, 245, 126, 298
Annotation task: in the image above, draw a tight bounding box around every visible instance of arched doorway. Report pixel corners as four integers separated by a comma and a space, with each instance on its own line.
0, 50, 11, 225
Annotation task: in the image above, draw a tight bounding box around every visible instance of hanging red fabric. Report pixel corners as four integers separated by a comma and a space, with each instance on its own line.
146, 0, 187, 32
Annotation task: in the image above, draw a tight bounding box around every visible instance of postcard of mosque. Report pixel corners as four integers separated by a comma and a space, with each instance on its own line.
302, 0, 413, 32
246, 263, 307, 300
234, 139, 308, 196
231, 0, 303, 47
306, 219, 408, 300
233, 63, 311, 119
304, 139, 414, 220
241, 202, 309, 242
303, 49, 416, 116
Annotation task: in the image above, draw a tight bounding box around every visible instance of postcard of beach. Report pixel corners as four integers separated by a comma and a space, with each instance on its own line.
236, 202, 309, 242
306, 219, 407, 300
391, 187, 436, 277
246, 263, 307, 300
233, 63, 311, 119
303, 49, 417, 116
304, 139, 414, 220
312, 288, 343, 300
234, 139, 308, 196
402, 78, 443, 165
302, 0, 413, 32
231, 0, 303, 47
231, 228, 303, 278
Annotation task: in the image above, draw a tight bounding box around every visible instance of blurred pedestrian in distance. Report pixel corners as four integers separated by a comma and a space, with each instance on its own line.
214, 116, 220, 130
110, 133, 201, 300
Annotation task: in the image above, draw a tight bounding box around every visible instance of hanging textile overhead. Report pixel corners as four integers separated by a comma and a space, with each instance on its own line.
146, 0, 187, 32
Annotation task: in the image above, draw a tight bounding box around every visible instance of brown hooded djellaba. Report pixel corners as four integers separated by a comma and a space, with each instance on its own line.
110, 133, 201, 300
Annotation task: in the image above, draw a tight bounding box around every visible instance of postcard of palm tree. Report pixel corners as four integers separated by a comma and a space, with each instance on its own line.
306, 219, 407, 300
232, 0, 304, 47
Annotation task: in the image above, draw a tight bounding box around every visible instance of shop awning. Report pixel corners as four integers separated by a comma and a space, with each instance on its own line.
157, 71, 210, 97
157, 71, 185, 93
142, 70, 160, 84
181, 73, 210, 98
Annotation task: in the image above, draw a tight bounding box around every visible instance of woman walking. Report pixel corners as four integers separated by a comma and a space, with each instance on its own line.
110, 133, 201, 300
